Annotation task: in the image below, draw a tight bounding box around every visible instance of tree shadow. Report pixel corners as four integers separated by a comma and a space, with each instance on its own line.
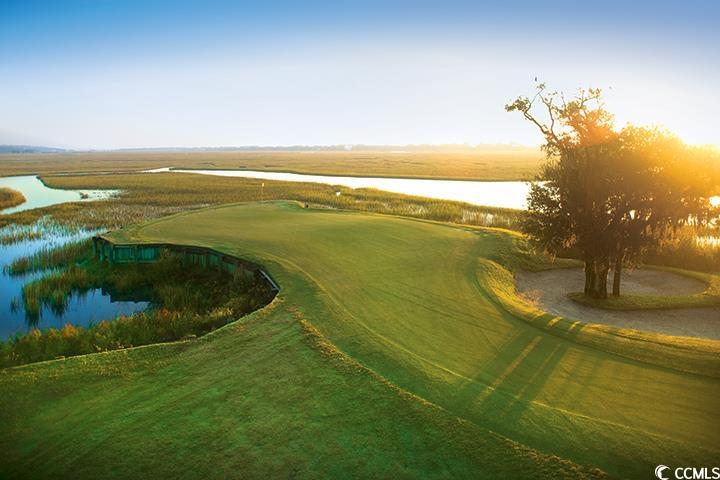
449, 318, 587, 429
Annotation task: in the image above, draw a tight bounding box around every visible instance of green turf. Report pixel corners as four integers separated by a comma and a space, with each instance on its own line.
1, 304, 607, 480
2, 201, 718, 479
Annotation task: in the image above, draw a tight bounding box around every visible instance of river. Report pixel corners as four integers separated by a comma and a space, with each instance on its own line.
0, 175, 117, 215
146, 167, 533, 210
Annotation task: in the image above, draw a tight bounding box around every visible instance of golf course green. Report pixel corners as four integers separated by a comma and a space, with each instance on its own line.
2, 201, 718, 479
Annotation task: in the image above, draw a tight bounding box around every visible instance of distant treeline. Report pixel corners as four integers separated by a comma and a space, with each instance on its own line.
0, 145, 67, 154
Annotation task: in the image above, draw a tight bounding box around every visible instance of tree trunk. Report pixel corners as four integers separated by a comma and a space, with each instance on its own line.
584, 259, 596, 295
596, 265, 609, 299
612, 252, 624, 297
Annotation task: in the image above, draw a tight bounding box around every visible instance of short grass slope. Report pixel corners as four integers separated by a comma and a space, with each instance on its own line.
2, 202, 718, 479
1, 303, 605, 480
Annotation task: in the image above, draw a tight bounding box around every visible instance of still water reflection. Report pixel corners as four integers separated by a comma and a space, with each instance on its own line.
147, 167, 533, 210
0, 175, 141, 339
0, 175, 117, 214
0, 226, 148, 340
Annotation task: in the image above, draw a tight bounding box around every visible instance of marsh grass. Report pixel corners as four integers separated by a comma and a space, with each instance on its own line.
0, 187, 25, 210
0, 217, 88, 245
0, 149, 544, 180
6, 239, 93, 275
3, 172, 717, 269
36, 172, 527, 229
21, 266, 92, 319
643, 226, 720, 272
2, 253, 275, 367
0, 223, 44, 244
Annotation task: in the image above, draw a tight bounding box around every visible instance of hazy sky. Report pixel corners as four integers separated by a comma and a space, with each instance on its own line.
1, 0, 718, 149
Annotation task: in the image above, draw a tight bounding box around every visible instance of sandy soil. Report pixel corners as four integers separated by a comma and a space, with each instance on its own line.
516, 268, 720, 340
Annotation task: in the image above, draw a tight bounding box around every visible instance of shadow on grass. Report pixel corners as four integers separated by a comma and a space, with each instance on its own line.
450, 318, 585, 429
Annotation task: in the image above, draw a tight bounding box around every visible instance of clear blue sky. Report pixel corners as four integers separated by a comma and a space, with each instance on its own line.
1, 0, 718, 149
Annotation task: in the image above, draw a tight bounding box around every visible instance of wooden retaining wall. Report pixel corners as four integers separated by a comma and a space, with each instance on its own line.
92, 236, 280, 292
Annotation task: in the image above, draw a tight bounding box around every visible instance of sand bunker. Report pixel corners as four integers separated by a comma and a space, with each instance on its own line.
516, 268, 720, 340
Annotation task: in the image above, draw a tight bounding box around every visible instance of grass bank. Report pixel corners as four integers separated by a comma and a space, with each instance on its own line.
0, 300, 605, 480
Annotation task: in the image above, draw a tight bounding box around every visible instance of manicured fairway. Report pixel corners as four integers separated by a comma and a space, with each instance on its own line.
2, 202, 718, 478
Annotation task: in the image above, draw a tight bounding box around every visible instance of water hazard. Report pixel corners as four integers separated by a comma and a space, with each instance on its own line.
0, 176, 143, 340
0, 226, 149, 340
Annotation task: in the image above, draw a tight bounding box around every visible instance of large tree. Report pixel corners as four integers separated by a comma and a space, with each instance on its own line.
605, 127, 719, 295
507, 84, 618, 297
507, 83, 717, 298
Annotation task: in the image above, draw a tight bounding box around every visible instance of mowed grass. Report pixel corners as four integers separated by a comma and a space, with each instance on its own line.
1, 304, 605, 480
2, 202, 719, 478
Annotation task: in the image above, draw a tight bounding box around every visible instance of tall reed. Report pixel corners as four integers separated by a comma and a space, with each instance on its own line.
6, 239, 93, 276
0, 187, 25, 210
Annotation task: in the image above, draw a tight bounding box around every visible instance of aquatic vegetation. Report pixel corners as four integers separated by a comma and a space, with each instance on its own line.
0, 222, 45, 244
0, 216, 89, 245
0, 187, 25, 210
5, 239, 93, 276
21, 266, 93, 320
0, 229, 43, 245
1, 253, 275, 367
643, 226, 720, 272
37, 172, 527, 229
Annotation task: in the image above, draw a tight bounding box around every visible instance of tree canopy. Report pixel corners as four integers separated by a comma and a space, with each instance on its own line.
507, 83, 719, 298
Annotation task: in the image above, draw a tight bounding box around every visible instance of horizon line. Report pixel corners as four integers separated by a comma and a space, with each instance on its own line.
0, 143, 545, 153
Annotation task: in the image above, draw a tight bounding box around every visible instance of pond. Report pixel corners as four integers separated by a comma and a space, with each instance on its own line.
147, 167, 533, 210
0, 176, 143, 340
0, 226, 149, 340
0, 175, 117, 215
